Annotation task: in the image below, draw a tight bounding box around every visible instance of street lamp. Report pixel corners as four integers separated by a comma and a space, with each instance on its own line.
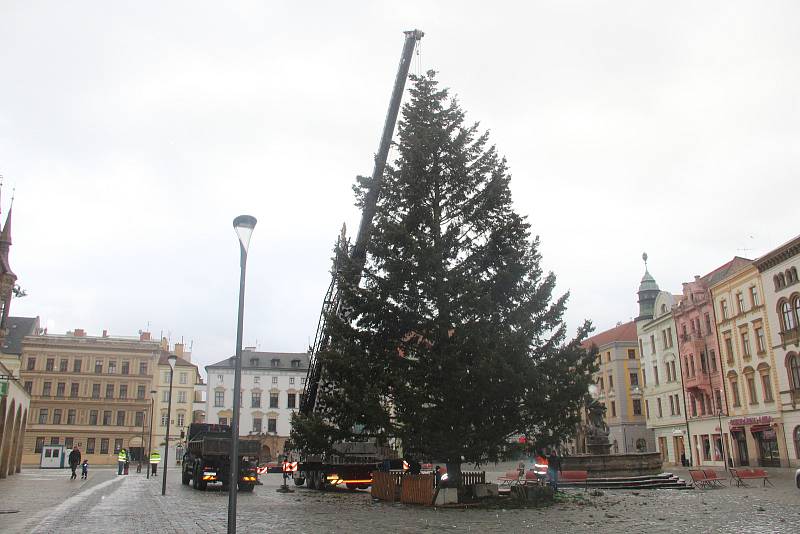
229, 214, 257, 534
147, 389, 156, 479
717, 409, 728, 472
162, 353, 177, 495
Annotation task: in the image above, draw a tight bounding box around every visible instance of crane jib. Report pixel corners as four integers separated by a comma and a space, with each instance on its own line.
300, 30, 424, 417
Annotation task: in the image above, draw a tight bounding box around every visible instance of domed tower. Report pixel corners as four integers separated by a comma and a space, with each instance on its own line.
636, 252, 659, 323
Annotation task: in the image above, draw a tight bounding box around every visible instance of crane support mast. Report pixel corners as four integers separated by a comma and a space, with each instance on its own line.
300, 29, 423, 417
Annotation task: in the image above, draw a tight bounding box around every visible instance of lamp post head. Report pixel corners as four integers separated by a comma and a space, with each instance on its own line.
168, 353, 177, 371
233, 215, 257, 253
150, 389, 157, 399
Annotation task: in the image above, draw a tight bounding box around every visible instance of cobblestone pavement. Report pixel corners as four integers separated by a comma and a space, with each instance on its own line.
4, 463, 799, 533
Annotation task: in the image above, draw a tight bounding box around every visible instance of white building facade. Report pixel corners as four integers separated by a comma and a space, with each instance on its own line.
205, 351, 309, 454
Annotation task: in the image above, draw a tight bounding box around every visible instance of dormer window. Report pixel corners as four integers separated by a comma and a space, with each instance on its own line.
250, 358, 259, 367
291, 359, 300, 368
271, 359, 280, 368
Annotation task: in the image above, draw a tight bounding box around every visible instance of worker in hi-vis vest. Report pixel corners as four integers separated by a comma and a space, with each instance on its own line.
117, 448, 128, 476
149, 450, 161, 476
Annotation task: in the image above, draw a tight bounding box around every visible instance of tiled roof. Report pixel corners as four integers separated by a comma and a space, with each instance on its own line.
206, 350, 310, 371
1, 316, 39, 355
157, 353, 196, 368
701, 256, 752, 287
582, 320, 638, 350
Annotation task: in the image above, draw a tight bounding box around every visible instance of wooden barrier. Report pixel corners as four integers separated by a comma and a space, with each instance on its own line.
371, 472, 399, 502
401, 474, 435, 505
462, 471, 485, 485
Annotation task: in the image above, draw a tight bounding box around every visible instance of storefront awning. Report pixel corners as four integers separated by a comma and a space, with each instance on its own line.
729, 426, 744, 433
750, 425, 772, 432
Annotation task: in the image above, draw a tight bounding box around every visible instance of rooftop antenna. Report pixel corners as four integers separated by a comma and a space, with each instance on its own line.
737, 235, 755, 256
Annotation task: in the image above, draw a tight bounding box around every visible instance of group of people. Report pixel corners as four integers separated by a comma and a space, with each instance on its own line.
519, 449, 563, 491
65, 446, 162, 480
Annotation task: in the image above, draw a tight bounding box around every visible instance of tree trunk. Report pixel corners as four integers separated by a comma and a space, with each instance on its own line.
444, 461, 462, 488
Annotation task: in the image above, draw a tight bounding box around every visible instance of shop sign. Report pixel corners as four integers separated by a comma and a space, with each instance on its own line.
729, 415, 772, 426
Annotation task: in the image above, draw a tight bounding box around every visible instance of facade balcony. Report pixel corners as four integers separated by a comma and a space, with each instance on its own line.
683, 370, 711, 390
30, 395, 151, 406
780, 327, 799, 347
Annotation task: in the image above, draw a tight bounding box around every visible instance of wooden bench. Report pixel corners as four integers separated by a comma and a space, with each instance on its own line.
559, 470, 589, 491
702, 469, 726, 488
730, 468, 774, 487
688, 469, 710, 489
496, 470, 522, 491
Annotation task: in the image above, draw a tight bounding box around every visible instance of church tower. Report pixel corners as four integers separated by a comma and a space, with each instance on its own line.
636, 252, 659, 323
0, 191, 16, 337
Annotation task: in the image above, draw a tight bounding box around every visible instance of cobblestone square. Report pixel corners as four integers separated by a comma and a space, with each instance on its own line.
1, 464, 798, 533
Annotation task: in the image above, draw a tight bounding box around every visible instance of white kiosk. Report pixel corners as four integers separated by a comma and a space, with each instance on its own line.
40, 444, 66, 469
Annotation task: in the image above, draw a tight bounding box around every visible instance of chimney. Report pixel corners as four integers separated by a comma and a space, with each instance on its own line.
102, 329, 108, 338
140, 331, 151, 341
174, 343, 184, 357
73, 328, 85, 337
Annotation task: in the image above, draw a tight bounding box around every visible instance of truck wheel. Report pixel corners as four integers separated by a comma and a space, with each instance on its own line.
238, 483, 255, 492
198, 479, 207, 491
315, 472, 327, 491
294, 476, 305, 486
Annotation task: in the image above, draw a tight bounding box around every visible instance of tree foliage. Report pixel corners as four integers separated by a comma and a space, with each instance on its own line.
292, 72, 596, 466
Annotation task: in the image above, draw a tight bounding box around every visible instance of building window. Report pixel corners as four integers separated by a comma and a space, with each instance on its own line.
108, 361, 117, 374
177, 413, 185, 427
629, 372, 639, 387
34, 437, 45, 453
116, 411, 126, 426
100, 439, 109, 454
736, 293, 745, 314
59, 359, 68, 372
291, 359, 300, 368
287, 393, 296, 409
137, 385, 146, 399
24, 381, 32, 393
252, 418, 262, 433
179, 372, 187, 385
721, 300, 729, 319
289, 377, 295, 385
219, 417, 228, 426
177, 391, 186, 403
67, 409, 76, 425
70, 383, 79, 398
86, 438, 95, 454
135, 411, 144, 427
139, 362, 148, 375
56, 382, 65, 398
38, 408, 49, 424
49, 437, 59, 446
95, 360, 103, 374
301, 377, 306, 385
782, 301, 796, 331
121, 361, 130, 375
741, 331, 751, 358
761, 370, 774, 402
106, 384, 114, 399
92, 383, 100, 399
73, 359, 82, 373
267, 418, 277, 433
750, 286, 760, 307
119, 385, 128, 399
628, 349, 636, 360
218, 374, 224, 383
27, 357, 36, 371
161, 412, 168, 426
64, 437, 74, 449
272, 376, 278, 385
669, 395, 675, 415
215, 391, 224, 407
794, 426, 800, 460
254, 376, 260, 384
645, 399, 650, 419
42, 382, 51, 397
745, 372, 758, 404
709, 350, 717, 373
598, 377, 604, 390
632, 399, 642, 415
724, 334, 734, 362
250, 358, 260, 366
270, 393, 279, 408
755, 327, 766, 353
114, 439, 123, 453
52, 409, 62, 425
675, 394, 681, 415
251, 392, 261, 408
102, 411, 111, 425
610, 401, 616, 418
163, 371, 170, 384
271, 359, 280, 368
89, 410, 98, 425
46, 358, 55, 371
657, 398, 662, 418
653, 365, 659, 385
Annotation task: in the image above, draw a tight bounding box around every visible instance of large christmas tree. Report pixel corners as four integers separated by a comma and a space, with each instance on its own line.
292, 72, 595, 484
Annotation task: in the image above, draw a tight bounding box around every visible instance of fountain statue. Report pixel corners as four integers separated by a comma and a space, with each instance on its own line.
584, 397, 612, 455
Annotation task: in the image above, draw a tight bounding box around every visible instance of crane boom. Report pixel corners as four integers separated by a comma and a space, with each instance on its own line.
300, 29, 424, 416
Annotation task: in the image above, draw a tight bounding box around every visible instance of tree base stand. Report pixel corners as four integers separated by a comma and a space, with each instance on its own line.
276, 484, 294, 493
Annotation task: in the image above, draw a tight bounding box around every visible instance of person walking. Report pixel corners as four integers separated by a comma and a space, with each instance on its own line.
81, 459, 89, 480
149, 449, 161, 476
547, 449, 563, 492
68, 446, 81, 480
117, 448, 128, 475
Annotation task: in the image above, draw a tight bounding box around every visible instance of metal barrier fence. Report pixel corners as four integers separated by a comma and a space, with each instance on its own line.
371, 470, 486, 505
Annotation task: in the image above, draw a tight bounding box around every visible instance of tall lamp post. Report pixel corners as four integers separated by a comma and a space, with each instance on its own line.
147, 389, 156, 479
228, 214, 257, 534
717, 409, 729, 472
162, 353, 177, 495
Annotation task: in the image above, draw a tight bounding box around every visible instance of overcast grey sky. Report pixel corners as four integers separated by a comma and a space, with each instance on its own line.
2, 1, 798, 375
